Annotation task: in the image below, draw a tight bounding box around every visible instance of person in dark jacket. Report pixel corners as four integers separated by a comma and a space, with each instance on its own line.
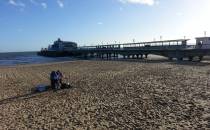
56, 70, 63, 85
50, 71, 58, 90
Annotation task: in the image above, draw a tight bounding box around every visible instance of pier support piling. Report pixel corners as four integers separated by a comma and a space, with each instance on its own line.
199, 56, 203, 61
141, 54, 143, 59
168, 57, 173, 61
145, 54, 148, 59
132, 55, 135, 59
137, 54, 139, 59
188, 56, 193, 61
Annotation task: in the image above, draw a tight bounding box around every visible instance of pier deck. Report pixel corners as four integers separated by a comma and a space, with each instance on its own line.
38, 39, 210, 61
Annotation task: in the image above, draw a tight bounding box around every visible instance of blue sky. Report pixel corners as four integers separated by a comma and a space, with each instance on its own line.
0, 0, 210, 52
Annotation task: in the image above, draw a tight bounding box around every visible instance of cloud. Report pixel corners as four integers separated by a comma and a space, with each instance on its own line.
8, 0, 16, 5
41, 2, 47, 9
8, 0, 25, 7
57, 0, 64, 8
118, 0, 158, 6
176, 12, 183, 16
30, 0, 37, 5
97, 22, 103, 25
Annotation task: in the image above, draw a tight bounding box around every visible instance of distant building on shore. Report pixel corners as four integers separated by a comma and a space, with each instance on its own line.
196, 37, 210, 49
48, 38, 77, 51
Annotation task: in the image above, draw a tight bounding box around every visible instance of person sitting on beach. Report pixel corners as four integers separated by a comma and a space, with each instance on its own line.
50, 71, 58, 90
56, 70, 63, 85
49, 70, 72, 90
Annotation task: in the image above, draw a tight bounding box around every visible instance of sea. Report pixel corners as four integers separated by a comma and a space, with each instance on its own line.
0, 51, 74, 66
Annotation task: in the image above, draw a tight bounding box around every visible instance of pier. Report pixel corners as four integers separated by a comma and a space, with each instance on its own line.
38, 37, 210, 61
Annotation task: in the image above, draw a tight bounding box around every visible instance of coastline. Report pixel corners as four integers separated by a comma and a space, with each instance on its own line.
0, 60, 210, 129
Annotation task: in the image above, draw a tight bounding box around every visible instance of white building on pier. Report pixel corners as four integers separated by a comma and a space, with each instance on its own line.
48, 38, 77, 51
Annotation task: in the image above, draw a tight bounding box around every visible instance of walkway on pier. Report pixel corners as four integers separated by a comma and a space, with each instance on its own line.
73, 39, 208, 61
78, 39, 189, 51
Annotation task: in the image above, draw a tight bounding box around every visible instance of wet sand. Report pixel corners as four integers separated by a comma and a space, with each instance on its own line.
0, 59, 210, 129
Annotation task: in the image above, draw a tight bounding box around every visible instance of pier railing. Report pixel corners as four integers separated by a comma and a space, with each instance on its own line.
78, 39, 191, 51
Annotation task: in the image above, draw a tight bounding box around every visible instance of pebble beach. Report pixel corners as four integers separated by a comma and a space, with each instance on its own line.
0, 59, 210, 129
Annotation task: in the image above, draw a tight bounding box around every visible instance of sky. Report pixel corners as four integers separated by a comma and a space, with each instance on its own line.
0, 0, 210, 52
